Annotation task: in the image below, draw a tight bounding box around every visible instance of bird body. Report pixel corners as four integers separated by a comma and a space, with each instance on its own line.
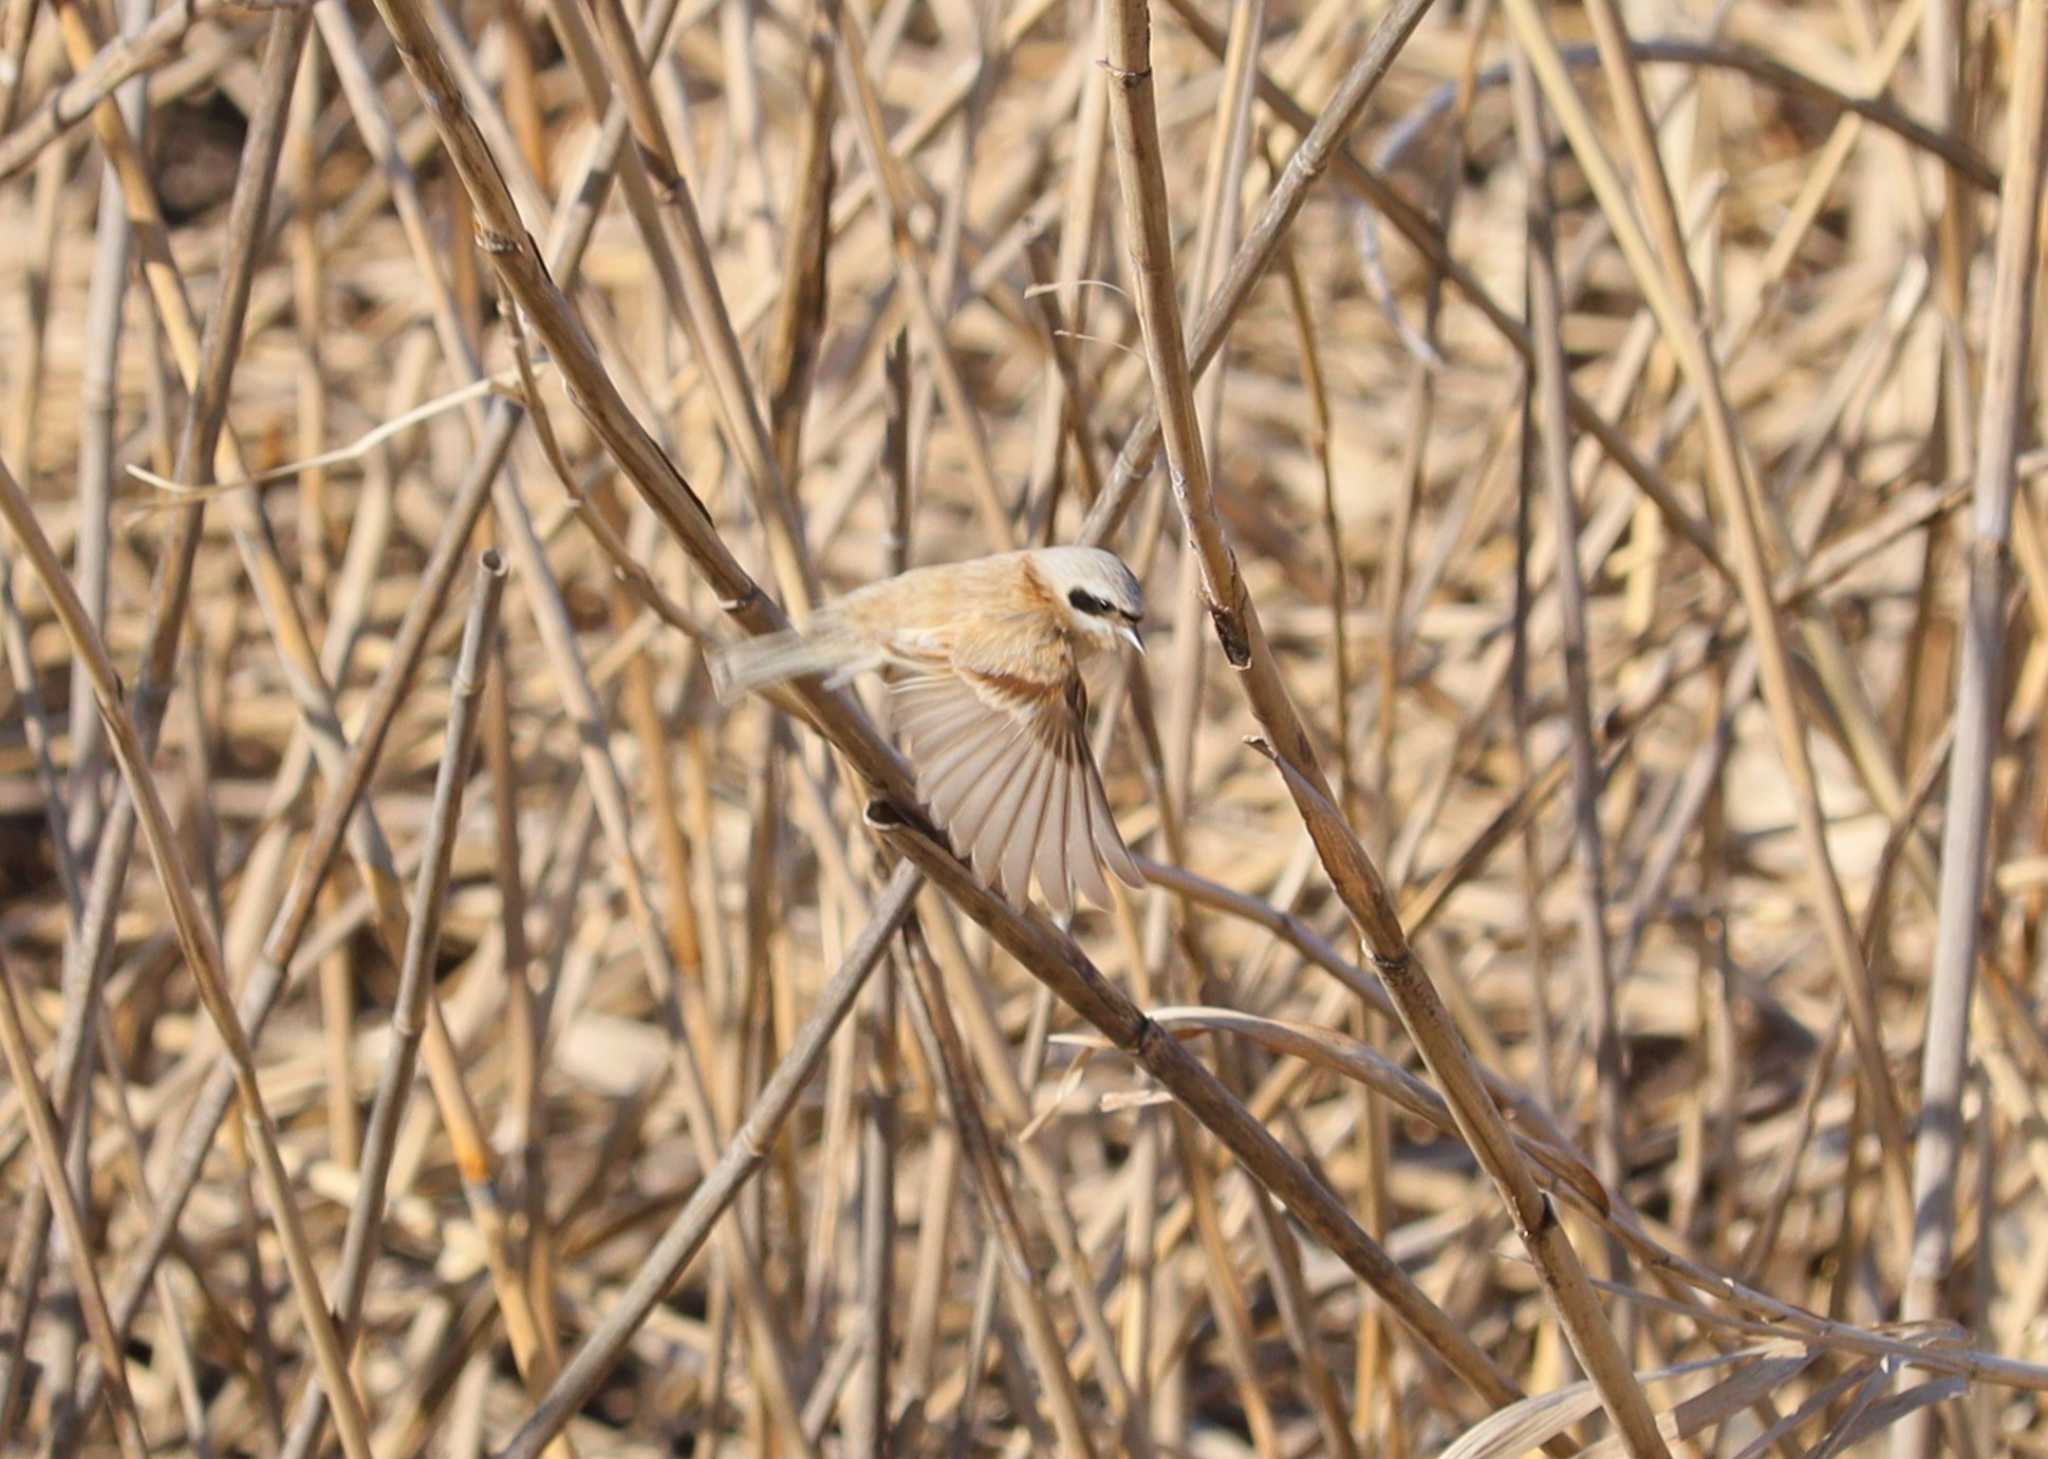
709, 547, 1147, 913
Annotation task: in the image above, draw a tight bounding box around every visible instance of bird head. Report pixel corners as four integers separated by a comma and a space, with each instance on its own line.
1033, 546, 1147, 656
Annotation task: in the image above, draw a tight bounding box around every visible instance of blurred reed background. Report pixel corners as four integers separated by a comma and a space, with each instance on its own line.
2, 0, 2048, 1451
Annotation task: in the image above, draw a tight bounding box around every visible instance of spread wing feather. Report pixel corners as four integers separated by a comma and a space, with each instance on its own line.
949, 723, 1039, 878
1032, 727, 1074, 915
891, 667, 1140, 910
1000, 748, 1057, 902
1088, 749, 1145, 891
1061, 723, 1112, 910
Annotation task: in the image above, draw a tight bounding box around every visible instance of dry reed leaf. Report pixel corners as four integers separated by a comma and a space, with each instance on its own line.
1439, 1347, 1809, 1459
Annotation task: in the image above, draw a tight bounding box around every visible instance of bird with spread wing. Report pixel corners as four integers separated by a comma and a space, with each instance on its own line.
708, 546, 1148, 914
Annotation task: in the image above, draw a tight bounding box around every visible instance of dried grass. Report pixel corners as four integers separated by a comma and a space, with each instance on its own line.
3, 0, 2048, 1453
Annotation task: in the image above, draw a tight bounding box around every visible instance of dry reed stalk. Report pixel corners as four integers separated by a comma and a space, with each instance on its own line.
831, 0, 1015, 553
494, 865, 924, 1459
845, 343, 911, 1457
1, 2, 317, 1425
0, 435, 378, 1459
1102, 0, 1668, 1446
1507, 19, 1629, 1311
1501, 0, 1923, 1238
572, 0, 818, 610
852, 813, 898, 1433
762, 0, 838, 491
0, 947, 151, 1459
1896, 2, 2048, 1452
275, 551, 515, 1459
1086, 0, 1728, 578
1019, 227, 1107, 532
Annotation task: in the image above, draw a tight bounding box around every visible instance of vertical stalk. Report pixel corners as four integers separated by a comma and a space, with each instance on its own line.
1508, 18, 1632, 1329
1896, 6, 2048, 1454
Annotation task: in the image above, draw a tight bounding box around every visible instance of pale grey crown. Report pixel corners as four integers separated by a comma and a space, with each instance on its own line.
1036, 546, 1145, 625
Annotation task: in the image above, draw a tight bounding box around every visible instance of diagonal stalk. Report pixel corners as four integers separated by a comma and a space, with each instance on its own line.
1097, 0, 1670, 1448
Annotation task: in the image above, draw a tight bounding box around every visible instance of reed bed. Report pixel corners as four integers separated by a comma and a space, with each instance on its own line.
3, 0, 2048, 1452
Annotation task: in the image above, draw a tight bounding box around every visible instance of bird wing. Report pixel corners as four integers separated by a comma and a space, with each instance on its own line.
890, 631, 1143, 914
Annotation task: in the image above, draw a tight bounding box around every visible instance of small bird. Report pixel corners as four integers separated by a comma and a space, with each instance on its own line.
708, 546, 1148, 913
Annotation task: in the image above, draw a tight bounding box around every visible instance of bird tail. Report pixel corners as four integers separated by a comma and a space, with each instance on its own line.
706, 618, 877, 701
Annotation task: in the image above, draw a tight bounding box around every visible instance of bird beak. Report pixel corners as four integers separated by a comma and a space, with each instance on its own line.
1118, 622, 1146, 655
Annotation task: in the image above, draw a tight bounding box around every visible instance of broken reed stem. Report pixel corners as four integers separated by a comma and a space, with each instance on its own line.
1275, 240, 1354, 816
900, 926, 1099, 1457
763, 0, 839, 489
915, 900, 1135, 1419
853, 934, 899, 1457
1020, 227, 1107, 530
852, 337, 910, 1459
830, 0, 1015, 552
276, 550, 509, 1459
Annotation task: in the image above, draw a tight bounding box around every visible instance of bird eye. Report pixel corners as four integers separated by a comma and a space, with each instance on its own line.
1068, 588, 1110, 615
